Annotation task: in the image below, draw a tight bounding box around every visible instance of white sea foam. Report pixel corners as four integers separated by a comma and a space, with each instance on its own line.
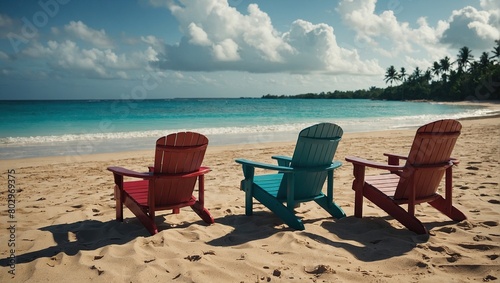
0, 105, 494, 159
0, 123, 310, 145
0, 107, 493, 146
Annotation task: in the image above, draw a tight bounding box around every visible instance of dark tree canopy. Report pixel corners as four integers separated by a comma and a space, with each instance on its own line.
263, 41, 500, 102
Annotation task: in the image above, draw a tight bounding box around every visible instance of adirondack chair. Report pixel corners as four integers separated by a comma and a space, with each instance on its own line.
107, 132, 214, 235
345, 119, 466, 234
235, 123, 346, 230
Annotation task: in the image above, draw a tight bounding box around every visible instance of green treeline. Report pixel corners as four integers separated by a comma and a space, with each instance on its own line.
262, 41, 500, 101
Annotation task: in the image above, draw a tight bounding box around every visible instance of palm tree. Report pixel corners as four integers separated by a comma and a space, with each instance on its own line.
399, 67, 407, 82
439, 56, 452, 82
384, 65, 399, 86
479, 52, 491, 68
491, 40, 500, 64
409, 67, 422, 82
457, 46, 474, 73
423, 69, 432, 83
431, 61, 441, 80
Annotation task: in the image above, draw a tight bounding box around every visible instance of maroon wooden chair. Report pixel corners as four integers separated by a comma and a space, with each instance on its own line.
108, 132, 214, 235
345, 120, 466, 234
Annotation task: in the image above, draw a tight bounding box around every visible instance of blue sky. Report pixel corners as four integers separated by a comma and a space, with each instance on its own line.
0, 0, 498, 100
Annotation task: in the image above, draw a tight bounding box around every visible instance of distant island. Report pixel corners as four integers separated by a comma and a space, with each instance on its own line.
263, 41, 500, 102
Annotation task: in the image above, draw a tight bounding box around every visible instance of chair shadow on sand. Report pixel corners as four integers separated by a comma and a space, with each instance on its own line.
319, 216, 464, 262
1, 211, 457, 266
0, 216, 181, 266
206, 212, 463, 262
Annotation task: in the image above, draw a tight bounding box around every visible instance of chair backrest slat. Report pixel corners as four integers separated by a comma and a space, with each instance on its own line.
277, 123, 343, 200
395, 120, 461, 200
152, 132, 208, 207
154, 132, 208, 174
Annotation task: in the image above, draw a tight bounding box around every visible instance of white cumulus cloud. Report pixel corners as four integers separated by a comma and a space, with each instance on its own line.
156, 0, 383, 75
336, 0, 447, 58
64, 21, 114, 49
441, 5, 500, 49
187, 23, 211, 46
21, 39, 151, 79
336, 0, 498, 68
212, 38, 240, 61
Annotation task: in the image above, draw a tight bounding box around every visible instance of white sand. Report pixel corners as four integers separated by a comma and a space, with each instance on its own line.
0, 108, 499, 282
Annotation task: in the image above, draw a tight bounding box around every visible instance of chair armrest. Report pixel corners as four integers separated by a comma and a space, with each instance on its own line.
383, 153, 407, 160
383, 153, 407, 167
108, 166, 211, 179
345, 156, 404, 171
150, 167, 211, 178
382, 153, 459, 166
167, 166, 211, 178
107, 166, 153, 179
303, 161, 342, 172
272, 155, 292, 166
236, 158, 341, 173
235, 158, 293, 172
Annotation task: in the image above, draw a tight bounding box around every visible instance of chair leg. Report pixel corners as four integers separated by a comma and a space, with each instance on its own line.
315, 196, 346, 219
114, 185, 123, 222
363, 186, 427, 234
131, 209, 158, 235
191, 174, 213, 224
191, 201, 215, 224
354, 183, 364, 218
123, 196, 158, 235
351, 165, 366, 218
244, 180, 254, 216
428, 197, 467, 221
253, 187, 305, 230
144, 221, 159, 235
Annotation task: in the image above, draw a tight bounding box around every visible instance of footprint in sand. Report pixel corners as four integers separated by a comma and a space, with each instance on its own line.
484, 275, 498, 281
473, 235, 492, 241
481, 221, 499, 227
428, 245, 447, 253
481, 182, 499, 185
446, 253, 462, 263
427, 245, 463, 263
90, 265, 104, 276
465, 166, 479, 170
416, 261, 428, 268
459, 243, 497, 251
436, 227, 456, 234
457, 220, 476, 230
487, 255, 499, 260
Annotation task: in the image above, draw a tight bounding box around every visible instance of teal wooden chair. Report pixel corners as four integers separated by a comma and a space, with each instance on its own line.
235, 123, 346, 230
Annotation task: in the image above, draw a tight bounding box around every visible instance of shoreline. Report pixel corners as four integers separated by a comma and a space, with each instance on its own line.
1, 112, 498, 170
1, 100, 498, 161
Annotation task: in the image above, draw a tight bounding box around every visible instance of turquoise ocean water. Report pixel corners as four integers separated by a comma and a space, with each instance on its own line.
0, 99, 493, 159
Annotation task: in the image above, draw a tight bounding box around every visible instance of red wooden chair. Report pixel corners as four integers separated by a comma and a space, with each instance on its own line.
345, 119, 466, 234
108, 132, 214, 235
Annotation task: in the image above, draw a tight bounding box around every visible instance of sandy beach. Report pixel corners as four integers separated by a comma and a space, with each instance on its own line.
0, 108, 499, 282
